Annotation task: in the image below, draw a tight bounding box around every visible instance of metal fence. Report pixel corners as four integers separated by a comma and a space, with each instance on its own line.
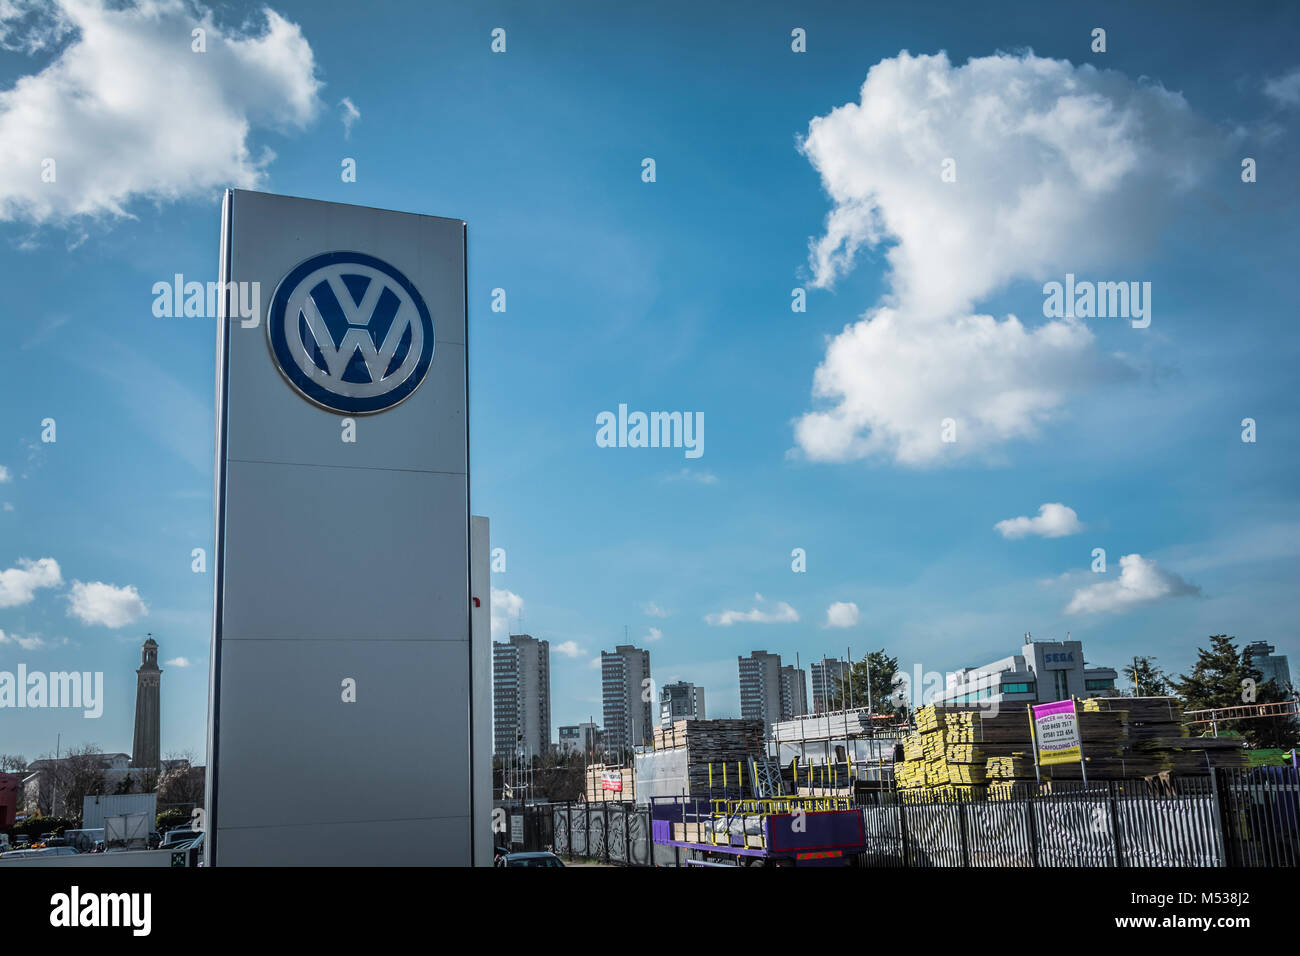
503, 767, 1298, 867
503, 801, 658, 866
859, 768, 1299, 867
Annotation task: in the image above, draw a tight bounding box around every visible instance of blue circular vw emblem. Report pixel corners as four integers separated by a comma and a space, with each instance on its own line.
266, 251, 435, 414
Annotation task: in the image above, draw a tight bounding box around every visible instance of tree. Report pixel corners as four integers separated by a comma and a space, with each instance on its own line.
831, 649, 902, 717
1176, 635, 1259, 712
0, 754, 28, 772
35, 744, 109, 820
1123, 656, 1172, 697
157, 754, 205, 810
1175, 635, 1299, 749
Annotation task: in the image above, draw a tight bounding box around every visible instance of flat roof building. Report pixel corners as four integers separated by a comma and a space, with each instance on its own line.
493, 634, 551, 759
934, 636, 1117, 709
659, 681, 706, 727
1244, 641, 1293, 691
810, 657, 848, 713
602, 645, 653, 753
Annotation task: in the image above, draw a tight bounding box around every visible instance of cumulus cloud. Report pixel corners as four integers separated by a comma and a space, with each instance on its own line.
643, 601, 671, 618
644, 626, 663, 642
0, 465, 10, 482
0, 556, 62, 608
706, 594, 799, 627
67, 580, 148, 627
995, 502, 1084, 539
794, 51, 1211, 465
0, 0, 322, 225
1064, 553, 1199, 614
164, 656, 190, 668
553, 640, 582, 659
1264, 67, 1300, 108
824, 601, 860, 628
490, 587, 523, 640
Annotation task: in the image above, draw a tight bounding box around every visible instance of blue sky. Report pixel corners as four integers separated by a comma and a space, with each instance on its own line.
1, 0, 1298, 761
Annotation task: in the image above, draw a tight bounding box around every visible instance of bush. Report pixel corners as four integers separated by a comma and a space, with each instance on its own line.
13, 816, 80, 840
156, 808, 189, 832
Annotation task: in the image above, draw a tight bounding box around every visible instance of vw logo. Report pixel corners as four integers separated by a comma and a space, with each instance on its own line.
266, 251, 435, 414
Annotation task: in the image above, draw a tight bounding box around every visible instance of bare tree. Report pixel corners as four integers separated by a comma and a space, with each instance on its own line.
158, 751, 205, 810
0, 754, 28, 772
36, 744, 109, 819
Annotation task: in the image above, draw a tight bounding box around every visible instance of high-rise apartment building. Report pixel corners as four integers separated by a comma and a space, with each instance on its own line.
659, 680, 706, 727
493, 634, 551, 758
602, 645, 653, 753
810, 657, 848, 713
780, 664, 808, 718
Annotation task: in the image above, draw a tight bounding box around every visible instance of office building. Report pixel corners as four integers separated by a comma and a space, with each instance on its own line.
1244, 641, 1293, 691
935, 636, 1117, 708
602, 645, 653, 752
557, 722, 601, 757
493, 634, 551, 758
659, 681, 706, 727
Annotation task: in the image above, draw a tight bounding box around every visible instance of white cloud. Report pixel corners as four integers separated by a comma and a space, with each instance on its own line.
0, 556, 62, 608
706, 593, 799, 627
0, 465, 10, 482
163, 656, 190, 668
588, 656, 603, 670
643, 601, 670, 618
490, 587, 523, 640
0, 629, 59, 650
662, 468, 719, 485
1064, 553, 1199, 614
644, 626, 663, 642
824, 601, 860, 628
553, 640, 583, 659
0, 0, 322, 225
2, 503, 12, 512
66, 580, 148, 628
995, 502, 1084, 539
339, 96, 360, 137
794, 51, 1209, 466
1264, 67, 1300, 108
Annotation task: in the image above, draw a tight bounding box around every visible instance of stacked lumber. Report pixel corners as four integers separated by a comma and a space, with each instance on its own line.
585, 764, 634, 802
651, 718, 763, 754
903, 734, 924, 762
897, 698, 1252, 798
986, 754, 1033, 779
1082, 697, 1248, 771
642, 718, 766, 796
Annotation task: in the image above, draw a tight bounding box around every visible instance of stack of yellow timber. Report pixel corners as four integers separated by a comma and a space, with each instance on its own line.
986, 754, 1033, 779
903, 734, 924, 762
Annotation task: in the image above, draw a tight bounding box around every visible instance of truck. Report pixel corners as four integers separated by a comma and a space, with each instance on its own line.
649, 794, 868, 866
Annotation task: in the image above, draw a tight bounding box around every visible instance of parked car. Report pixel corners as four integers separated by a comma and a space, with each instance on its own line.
160, 828, 202, 849
498, 851, 565, 868
1, 846, 79, 859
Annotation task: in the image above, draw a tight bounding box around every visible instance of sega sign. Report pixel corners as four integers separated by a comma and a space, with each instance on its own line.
1044, 652, 1075, 666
